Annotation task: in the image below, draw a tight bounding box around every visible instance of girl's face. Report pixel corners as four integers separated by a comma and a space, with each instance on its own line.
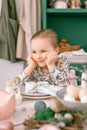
30, 38, 58, 68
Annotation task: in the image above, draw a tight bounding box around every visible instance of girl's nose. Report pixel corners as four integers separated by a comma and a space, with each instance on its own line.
36, 53, 41, 58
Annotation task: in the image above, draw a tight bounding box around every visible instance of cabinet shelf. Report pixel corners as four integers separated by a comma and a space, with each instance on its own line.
47, 9, 87, 14
42, 0, 87, 52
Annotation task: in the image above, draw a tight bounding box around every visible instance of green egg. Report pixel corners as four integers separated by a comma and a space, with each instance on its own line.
34, 101, 46, 112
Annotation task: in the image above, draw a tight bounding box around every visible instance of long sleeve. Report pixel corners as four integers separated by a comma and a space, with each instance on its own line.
48, 56, 70, 86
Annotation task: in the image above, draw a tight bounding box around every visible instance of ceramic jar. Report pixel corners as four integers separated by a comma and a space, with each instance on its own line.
54, 0, 67, 9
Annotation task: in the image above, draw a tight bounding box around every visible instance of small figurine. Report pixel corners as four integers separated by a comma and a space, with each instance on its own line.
81, 71, 87, 88
6, 79, 22, 105
67, 0, 82, 8
6, 79, 14, 93
69, 69, 77, 86
49, 0, 55, 8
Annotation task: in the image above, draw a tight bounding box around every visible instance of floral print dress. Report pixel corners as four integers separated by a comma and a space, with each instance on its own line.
27, 56, 70, 87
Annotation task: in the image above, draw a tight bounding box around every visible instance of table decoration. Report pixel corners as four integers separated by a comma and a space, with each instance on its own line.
0, 121, 14, 130
56, 88, 87, 111
21, 81, 63, 100
23, 107, 84, 130
34, 101, 47, 112
0, 90, 15, 120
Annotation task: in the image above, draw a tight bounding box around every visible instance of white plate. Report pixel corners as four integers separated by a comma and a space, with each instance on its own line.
56, 88, 87, 111
21, 92, 50, 97
22, 95, 51, 100
21, 92, 51, 100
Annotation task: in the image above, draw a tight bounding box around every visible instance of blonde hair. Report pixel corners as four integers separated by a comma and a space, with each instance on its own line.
30, 29, 58, 48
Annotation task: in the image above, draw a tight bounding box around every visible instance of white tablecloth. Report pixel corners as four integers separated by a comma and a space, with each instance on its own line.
4, 98, 51, 130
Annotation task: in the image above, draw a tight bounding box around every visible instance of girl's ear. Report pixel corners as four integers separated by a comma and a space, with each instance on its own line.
56, 47, 60, 54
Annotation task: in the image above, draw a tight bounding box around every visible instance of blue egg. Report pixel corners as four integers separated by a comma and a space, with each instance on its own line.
34, 101, 46, 111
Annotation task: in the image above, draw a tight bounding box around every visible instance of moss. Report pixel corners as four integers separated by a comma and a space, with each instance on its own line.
48, 117, 59, 123
34, 107, 55, 120
62, 118, 71, 126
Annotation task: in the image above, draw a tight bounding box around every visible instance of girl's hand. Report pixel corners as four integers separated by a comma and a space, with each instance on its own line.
46, 51, 58, 72
24, 55, 37, 76
27, 54, 37, 67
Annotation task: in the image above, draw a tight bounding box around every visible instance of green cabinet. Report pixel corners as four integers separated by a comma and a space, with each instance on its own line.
42, 0, 87, 51
42, 0, 87, 80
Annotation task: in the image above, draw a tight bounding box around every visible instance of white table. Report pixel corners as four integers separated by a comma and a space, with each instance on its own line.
2, 97, 87, 130
5, 98, 52, 130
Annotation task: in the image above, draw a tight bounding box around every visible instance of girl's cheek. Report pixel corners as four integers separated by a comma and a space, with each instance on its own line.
32, 54, 35, 58
32, 55, 36, 61
45, 52, 49, 57
44, 55, 48, 60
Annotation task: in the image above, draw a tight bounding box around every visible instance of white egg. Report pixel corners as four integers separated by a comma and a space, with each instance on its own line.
64, 94, 76, 102
54, 113, 63, 121
64, 113, 73, 121
80, 96, 87, 103
57, 122, 65, 128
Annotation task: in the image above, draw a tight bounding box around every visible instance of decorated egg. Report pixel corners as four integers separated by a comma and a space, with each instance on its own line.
0, 90, 15, 120
54, 113, 63, 120
0, 121, 14, 130
34, 101, 46, 111
39, 124, 61, 130
66, 85, 81, 100
64, 113, 73, 121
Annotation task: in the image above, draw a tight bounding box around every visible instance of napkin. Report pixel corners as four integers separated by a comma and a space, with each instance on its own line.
37, 85, 63, 96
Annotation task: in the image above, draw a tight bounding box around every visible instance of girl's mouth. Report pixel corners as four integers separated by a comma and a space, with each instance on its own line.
37, 61, 43, 63
37, 59, 44, 62
37, 60, 45, 64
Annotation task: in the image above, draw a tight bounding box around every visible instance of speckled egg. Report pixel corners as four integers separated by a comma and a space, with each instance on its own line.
34, 101, 46, 111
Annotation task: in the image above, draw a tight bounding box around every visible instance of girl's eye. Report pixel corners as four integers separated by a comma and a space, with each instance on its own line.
32, 51, 36, 53
41, 50, 46, 53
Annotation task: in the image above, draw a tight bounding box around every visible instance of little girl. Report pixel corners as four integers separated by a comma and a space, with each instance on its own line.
15, 29, 69, 87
